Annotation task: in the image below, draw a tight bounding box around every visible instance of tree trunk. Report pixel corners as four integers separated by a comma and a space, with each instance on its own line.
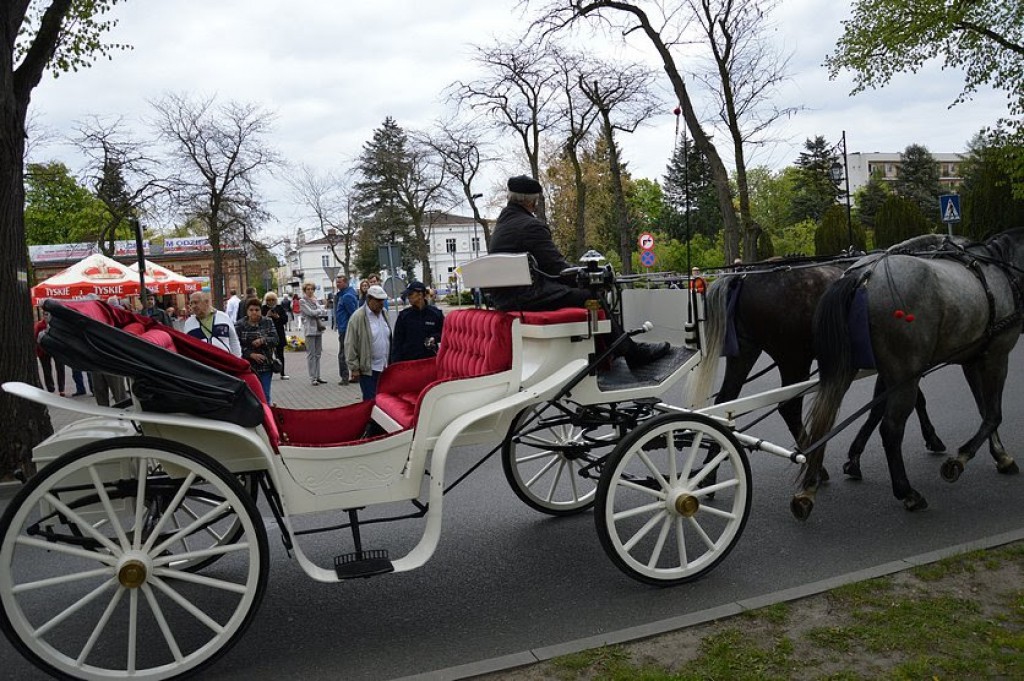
0, 95, 53, 480
601, 112, 632, 274
568, 146, 587, 257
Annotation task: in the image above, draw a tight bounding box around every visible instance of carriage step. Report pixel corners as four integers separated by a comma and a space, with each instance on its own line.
334, 549, 394, 579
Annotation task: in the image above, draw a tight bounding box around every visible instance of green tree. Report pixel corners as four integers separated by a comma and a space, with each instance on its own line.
790, 136, 840, 223
816, 204, 866, 255
825, 1, 1024, 188
2, 1, 128, 479
875, 194, 933, 248
354, 117, 417, 278
958, 133, 1024, 240
853, 171, 892, 230
895, 144, 942, 225
24, 161, 106, 245
662, 138, 722, 240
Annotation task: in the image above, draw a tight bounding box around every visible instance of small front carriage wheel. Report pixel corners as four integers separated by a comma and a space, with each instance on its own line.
0, 436, 269, 680
596, 413, 751, 586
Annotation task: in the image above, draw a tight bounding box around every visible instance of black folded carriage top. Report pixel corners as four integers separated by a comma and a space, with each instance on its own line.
39, 299, 264, 428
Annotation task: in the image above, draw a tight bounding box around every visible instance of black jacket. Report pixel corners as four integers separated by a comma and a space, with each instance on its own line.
391, 304, 445, 362
485, 202, 588, 311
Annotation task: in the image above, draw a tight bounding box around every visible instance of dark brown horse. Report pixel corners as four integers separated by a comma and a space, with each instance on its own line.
793, 231, 1024, 519
685, 258, 945, 474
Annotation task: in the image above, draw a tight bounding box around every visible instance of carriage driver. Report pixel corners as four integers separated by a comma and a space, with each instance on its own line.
486, 174, 670, 370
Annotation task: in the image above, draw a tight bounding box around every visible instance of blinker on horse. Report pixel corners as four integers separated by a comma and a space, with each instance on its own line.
793, 230, 1024, 520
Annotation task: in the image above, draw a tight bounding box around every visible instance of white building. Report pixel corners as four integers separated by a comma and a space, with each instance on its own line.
280, 211, 489, 298
846, 151, 966, 195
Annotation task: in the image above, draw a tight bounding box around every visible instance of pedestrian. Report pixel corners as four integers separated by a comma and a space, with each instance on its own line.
345, 284, 391, 400
235, 287, 258, 321
236, 297, 279, 403
34, 313, 66, 396
357, 279, 371, 304
486, 174, 669, 370
291, 293, 301, 331
300, 281, 328, 385
262, 291, 290, 380
334, 273, 358, 385
141, 292, 171, 326
391, 281, 444, 363
224, 289, 242, 320
182, 291, 242, 356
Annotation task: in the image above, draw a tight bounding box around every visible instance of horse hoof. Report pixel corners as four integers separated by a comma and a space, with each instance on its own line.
997, 460, 1019, 475
790, 495, 814, 521
926, 437, 947, 454
903, 492, 928, 512
940, 458, 963, 483
842, 461, 863, 481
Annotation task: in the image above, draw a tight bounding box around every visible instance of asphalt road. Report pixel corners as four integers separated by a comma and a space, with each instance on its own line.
3, 337, 1024, 680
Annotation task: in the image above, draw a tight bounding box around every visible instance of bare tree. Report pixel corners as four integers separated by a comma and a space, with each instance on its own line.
419, 119, 496, 245
579, 60, 661, 273
527, 0, 742, 263
450, 38, 562, 220
151, 93, 280, 308
290, 165, 360, 276
395, 138, 454, 287
686, 0, 800, 260
73, 116, 171, 257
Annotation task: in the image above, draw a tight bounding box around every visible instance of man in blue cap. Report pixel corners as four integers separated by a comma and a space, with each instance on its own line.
486, 174, 670, 370
391, 280, 445, 363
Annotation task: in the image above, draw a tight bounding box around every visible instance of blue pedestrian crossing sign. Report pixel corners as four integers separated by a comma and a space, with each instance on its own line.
940, 194, 961, 223
640, 250, 656, 268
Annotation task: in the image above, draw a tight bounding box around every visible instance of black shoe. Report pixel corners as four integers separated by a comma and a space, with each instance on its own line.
625, 341, 671, 370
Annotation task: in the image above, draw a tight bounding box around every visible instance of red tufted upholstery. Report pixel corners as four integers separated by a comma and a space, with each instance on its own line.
515, 308, 605, 325
270, 400, 393, 448
374, 309, 514, 429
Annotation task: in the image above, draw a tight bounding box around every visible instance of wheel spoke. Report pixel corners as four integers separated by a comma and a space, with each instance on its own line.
76, 586, 125, 665
693, 478, 739, 498
150, 501, 231, 557
149, 575, 225, 634
686, 516, 717, 550
34, 577, 117, 637
142, 583, 184, 662
141, 471, 198, 554
152, 542, 250, 568
127, 588, 139, 674
681, 429, 705, 481
87, 465, 131, 550
132, 459, 150, 549
15, 535, 118, 565
688, 450, 728, 489
612, 501, 663, 521
153, 565, 250, 594
13, 567, 112, 594
667, 434, 679, 484
637, 450, 670, 492
674, 516, 688, 567
615, 478, 666, 499
546, 459, 566, 502
646, 515, 673, 569
41, 493, 122, 556
621, 510, 665, 552
568, 460, 581, 503
697, 503, 737, 521
515, 448, 560, 464
524, 455, 560, 489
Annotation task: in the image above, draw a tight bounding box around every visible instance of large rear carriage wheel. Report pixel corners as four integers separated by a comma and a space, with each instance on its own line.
596, 413, 751, 586
0, 437, 269, 680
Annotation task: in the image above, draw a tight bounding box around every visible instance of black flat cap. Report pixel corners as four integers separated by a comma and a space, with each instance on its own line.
507, 175, 542, 194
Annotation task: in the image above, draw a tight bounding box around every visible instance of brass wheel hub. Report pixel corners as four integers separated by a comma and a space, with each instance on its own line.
674, 494, 700, 517
117, 558, 148, 589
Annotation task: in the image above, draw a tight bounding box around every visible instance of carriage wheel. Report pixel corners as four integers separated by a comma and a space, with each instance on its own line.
0, 437, 269, 680
502, 403, 619, 516
596, 413, 751, 586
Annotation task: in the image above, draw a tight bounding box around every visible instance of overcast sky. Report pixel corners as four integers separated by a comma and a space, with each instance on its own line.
27, 0, 1009, 241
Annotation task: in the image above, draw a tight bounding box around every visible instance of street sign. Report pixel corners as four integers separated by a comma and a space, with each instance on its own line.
323, 266, 340, 282
940, 194, 961, 223
638, 232, 655, 250
640, 250, 656, 268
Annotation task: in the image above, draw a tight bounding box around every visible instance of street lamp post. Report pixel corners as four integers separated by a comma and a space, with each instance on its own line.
829, 130, 854, 248
470, 193, 483, 257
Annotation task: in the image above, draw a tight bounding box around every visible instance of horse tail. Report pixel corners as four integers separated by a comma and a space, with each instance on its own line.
683, 274, 730, 408
799, 273, 863, 487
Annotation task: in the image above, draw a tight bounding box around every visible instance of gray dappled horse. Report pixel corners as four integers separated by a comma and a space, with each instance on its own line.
793, 231, 1024, 519
685, 257, 945, 475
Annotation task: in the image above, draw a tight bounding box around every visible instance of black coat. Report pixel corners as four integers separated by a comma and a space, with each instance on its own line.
391, 304, 445, 362
485, 202, 589, 311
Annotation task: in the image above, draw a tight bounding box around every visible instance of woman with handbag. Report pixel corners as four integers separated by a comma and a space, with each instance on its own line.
299, 281, 328, 385
235, 297, 279, 403
262, 291, 290, 380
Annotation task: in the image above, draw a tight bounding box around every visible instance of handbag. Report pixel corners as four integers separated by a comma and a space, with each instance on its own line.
271, 358, 283, 374
315, 319, 326, 332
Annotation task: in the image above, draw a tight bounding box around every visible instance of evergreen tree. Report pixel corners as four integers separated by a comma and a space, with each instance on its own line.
895, 143, 942, 225
959, 133, 1024, 241
94, 158, 135, 255
790, 136, 841, 223
874, 194, 932, 248
854, 171, 891, 230
662, 138, 722, 240
354, 117, 416, 276
816, 204, 866, 255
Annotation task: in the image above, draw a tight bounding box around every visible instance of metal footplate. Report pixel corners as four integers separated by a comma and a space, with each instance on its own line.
333, 549, 394, 579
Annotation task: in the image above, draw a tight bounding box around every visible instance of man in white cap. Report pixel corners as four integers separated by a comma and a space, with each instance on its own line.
486, 174, 670, 370
345, 284, 391, 400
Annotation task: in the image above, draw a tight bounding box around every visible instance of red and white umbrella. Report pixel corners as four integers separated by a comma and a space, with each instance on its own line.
128, 260, 201, 295
31, 253, 151, 305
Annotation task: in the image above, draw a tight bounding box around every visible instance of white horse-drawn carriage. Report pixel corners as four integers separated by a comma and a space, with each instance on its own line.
0, 254, 813, 679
